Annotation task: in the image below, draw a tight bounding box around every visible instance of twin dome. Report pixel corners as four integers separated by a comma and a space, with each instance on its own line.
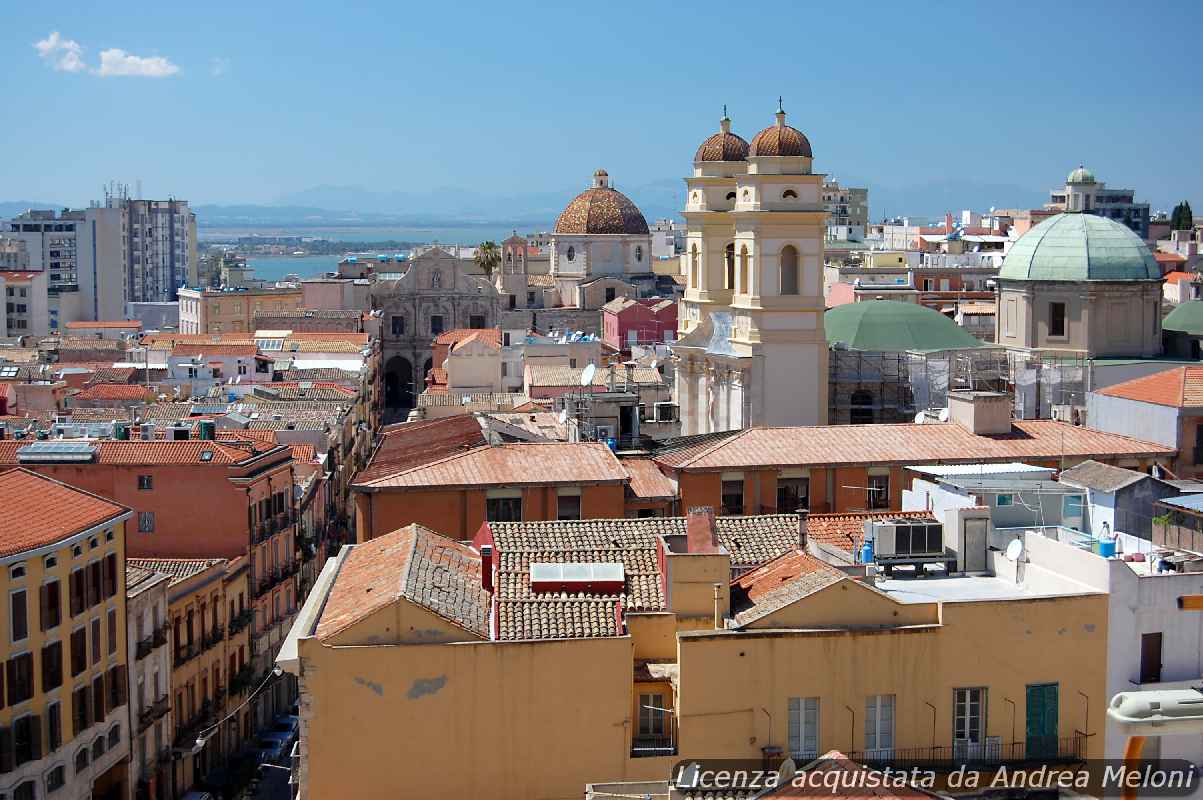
693, 103, 813, 163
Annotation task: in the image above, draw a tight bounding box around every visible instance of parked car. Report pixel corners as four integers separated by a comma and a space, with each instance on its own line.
253, 734, 289, 764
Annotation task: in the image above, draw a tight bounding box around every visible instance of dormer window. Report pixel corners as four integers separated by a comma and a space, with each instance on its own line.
782, 189, 798, 199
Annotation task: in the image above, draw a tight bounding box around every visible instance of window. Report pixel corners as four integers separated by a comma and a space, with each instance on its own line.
91, 619, 101, 664
91, 676, 104, 725
566, 246, 575, 262
92, 737, 104, 760
469, 314, 486, 329
11, 564, 26, 580
75, 747, 89, 772
604, 287, 616, 303
725, 243, 736, 289
107, 610, 117, 656
638, 692, 667, 737
868, 473, 890, 510
486, 496, 522, 522
788, 697, 820, 759
138, 475, 153, 490
849, 390, 875, 425
1063, 494, 1084, 522
14, 779, 36, 800
41, 641, 62, 692
11, 589, 28, 642
138, 512, 155, 533
391, 315, 406, 336
721, 479, 744, 516
635, 245, 643, 262
70, 629, 86, 677
864, 694, 895, 758
69, 570, 85, 617
556, 493, 581, 521
7, 653, 34, 704
996, 494, 1013, 507
108, 723, 120, 749
1049, 302, 1067, 337
954, 688, 987, 748
689, 245, 699, 287
430, 315, 445, 336
783, 189, 798, 199
47, 701, 62, 751
431, 270, 442, 288
47, 763, 66, 792
777, 477, 810, 513
780, 245, 799, 295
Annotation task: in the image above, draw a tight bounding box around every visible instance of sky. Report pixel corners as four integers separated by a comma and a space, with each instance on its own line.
2, 0, 1201, 214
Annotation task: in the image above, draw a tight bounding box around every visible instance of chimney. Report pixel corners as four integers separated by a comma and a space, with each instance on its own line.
947, 391, 1012, 436
797, 509, 809, 549
686, 506, 721, 554
480, 545, 493, 592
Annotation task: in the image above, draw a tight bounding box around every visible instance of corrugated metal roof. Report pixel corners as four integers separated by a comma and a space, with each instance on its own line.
357, 442, 627, 489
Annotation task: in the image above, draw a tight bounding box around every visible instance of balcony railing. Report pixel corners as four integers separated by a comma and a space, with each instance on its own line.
153, 622, 169, 648
138, 696, 170, 732
136, 636, 154, 661
229, 608, 253, 636
173, 700, 214, 750
846, 736, 1085, 769
229, 664, 257, 696
174, 643, 198, 668
630, 734, 677, 758
201, 624, 225, 652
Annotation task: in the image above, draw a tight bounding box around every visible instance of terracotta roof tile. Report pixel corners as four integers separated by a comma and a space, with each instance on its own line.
732, 550, 845, 626
526, 364, 663, 388
356, 416, 487, 485
356, 442, 627, 489
171, 344, 258, 358
317, 525, 488, 641
806, 511, 934, 554
65, 320, 142, 330
622, 458, 676, 499
1059, 459, 1151, 493
433, 328, 502, 348
0, 440, 256, 466
127, 558, 225, 587
73, 383, 148, 402
654, 420, 1173, 469
1095, 366, 1203, 408
0, 468, 128, 557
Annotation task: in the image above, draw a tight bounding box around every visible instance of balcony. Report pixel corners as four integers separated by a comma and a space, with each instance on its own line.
173, 700, 214, 750
229, 664, 257, 696
846, 736, 1085, 769
153, 622, 169, 648
138, 696, 170, 732
201, 624, 225, 652
630, 734, 677, 758
136, 636, 154, 661
173, 643, 198, 668
228, 608, 253, 636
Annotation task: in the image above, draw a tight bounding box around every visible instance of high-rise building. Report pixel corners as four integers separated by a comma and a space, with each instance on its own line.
822, 178, 868, 241
113, 197, 197, 303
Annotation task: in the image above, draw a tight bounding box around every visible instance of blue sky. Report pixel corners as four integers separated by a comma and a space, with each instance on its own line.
3, 0, 1201, 214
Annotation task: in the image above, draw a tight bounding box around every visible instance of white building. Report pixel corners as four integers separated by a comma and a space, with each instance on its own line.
649, 219, 685, 260
1, 270, 50, 336
672, 102, 829, 433
125, 565, 172, 799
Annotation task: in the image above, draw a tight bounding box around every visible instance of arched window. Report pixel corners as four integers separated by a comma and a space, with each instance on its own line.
739, 245, 750, 294
566, 246, 575, 262
635, 245, 643, 262
505, 252, 512, 264
780, 245, 799, 295
850, 390, 875, 424
782, 189, 798, 199
726, 191, 737, 201
724, 244, 736, 290
690, 245, 699, 288
431, 270, 442, 289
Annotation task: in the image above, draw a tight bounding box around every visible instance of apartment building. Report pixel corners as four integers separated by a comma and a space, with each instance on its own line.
1, 271, 50, 337
177, 287, 304, 335
281, 507, 1106, 800
0, 468, 132, 800
822, 178, 869, 241
119, 199, 198, 303
124, 565, 171, 800
127, 558, 254, 799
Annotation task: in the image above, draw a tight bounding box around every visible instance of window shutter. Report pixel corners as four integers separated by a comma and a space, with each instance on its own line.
39, 584, 49, 632
0, 727, 11, 773
40, 647, 51, 694
117, 665, 128, 706
4, 660, 15, 707
92, 676, 105, 721
28, 716, 40, 761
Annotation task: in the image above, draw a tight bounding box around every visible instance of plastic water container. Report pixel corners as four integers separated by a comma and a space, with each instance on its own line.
605, 437, 618, 451
860, 540, 874, 564
1099, 538, 1117, 558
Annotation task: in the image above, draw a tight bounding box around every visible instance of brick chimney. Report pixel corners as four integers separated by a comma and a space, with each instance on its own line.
480, 544, 493, 592
686, 506, 721, 554
797, 509, 809, 549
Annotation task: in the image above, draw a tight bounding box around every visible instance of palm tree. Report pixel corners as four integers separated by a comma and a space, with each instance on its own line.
475, 240, 501, 280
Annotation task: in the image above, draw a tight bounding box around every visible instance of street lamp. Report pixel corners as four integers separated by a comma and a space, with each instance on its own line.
1107, 688, 1203, 800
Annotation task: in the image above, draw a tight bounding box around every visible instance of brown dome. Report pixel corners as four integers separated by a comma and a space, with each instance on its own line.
695, 130, 749, 162
554, 178, 649, 236
749, 106, 812, 158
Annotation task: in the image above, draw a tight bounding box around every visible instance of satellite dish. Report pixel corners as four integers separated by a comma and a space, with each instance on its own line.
914, 411, 926, 424
937, 407, 951, 423
558, 408, 568, 425
1005, 538, 1024, 562
580, 363, 597, 387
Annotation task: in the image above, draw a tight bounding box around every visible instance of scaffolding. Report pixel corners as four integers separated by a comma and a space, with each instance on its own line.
828, 347, 1010, 425
1007, 351, 1090, 420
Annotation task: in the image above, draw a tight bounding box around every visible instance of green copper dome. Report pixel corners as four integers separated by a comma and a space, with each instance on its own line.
999, 213, 1159, 282
1067, 165, 1096, 184
1163, 301, 1203, 335
825, 300, 985, 353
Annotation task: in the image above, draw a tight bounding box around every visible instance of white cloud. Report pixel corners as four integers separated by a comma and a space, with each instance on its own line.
210, 57, 230, 77
34, 31, 86, 73
96, 48, 180, 78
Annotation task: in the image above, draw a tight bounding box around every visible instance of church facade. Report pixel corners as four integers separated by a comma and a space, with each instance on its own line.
672, 103, 829, 434
371, 246, 500, 414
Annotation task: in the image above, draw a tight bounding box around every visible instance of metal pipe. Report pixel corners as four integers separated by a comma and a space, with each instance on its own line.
713, 583, 721, 630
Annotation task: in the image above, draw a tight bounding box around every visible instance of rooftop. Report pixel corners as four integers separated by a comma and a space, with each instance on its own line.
1058, 459, 1156, 493
1163, 301, 1203, 336
730, 549, 844, 626
354, 415, 489, 485
1094, 365, 1203, 408
0, 440, 260, 466
526, 364, 663, 388
654, 420, 1173, 471
127, 558, 225, 587
72, 383, 147, 402
0, 468, 129, 558
622, 458, 676, 500
825, 300, 986, 353
999, 213, 1160, 283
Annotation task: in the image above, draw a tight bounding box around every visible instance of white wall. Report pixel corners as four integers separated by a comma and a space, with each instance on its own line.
1086, 391, 1179, 449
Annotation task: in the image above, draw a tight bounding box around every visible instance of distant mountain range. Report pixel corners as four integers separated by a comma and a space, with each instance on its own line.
0, 178, 1051, 231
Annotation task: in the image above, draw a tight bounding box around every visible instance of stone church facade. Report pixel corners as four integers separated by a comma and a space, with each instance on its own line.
372, 246, 500, 412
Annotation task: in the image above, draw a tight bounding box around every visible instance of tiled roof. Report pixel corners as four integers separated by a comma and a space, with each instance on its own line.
73, 383, 148, 401
170, 344, 258, 358
125, 564, 163, 593
526, 274, 556, 288
127, 558, 225, 587
715, 515, 801, 567
88, 367, 137, 384
65, 320, 142, 330
416, 392, 530, 409
602, 297, 639, 314
732, 550, 844, 626
1058, 459, 1151, 493
806, 511, 934, 554
58, 337, 124, 351
274, 368, 358, 382
288, 443, 317, 462
316, 525, 488, 641
355, 416, 487, 485
0, 440, 256, 466
253, 382, 357, 401
433, 328, 502, 348
355, 442, 628, 489
621, 458, 676, 499
1095, 366, 1203, 408
0, 469, 129, 558
1154, 252, 1188, 263
1163, 271, 1198, 282
653, 420, 1173, 470
526, 364, 663, 388
554, 182, 649, 236
59, 407, 134, 423
451, 331, 501, 353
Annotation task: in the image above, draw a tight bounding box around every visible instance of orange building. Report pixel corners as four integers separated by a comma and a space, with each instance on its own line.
352, 416, 672, 540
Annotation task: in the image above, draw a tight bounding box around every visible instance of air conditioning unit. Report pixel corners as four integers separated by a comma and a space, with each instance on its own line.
868, 518, 945, 559
1051, 404, 1083, 425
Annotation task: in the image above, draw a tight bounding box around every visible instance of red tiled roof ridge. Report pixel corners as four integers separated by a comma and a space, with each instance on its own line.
357, 442, 494, 486
663, 428, 754, 469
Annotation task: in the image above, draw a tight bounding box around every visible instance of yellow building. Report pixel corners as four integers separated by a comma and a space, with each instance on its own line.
280, 509, 1108, 800
128, 558, 253, 798
177, 286, 304, 335
0, 468, 132, 800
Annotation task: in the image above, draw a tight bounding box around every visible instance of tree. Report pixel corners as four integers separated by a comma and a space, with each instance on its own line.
474, 240, 501, 279
1171, 201, 1194, 231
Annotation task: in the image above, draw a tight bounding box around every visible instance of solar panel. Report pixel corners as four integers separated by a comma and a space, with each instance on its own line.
0, 366, 20, 378
17, 441, 97, 463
